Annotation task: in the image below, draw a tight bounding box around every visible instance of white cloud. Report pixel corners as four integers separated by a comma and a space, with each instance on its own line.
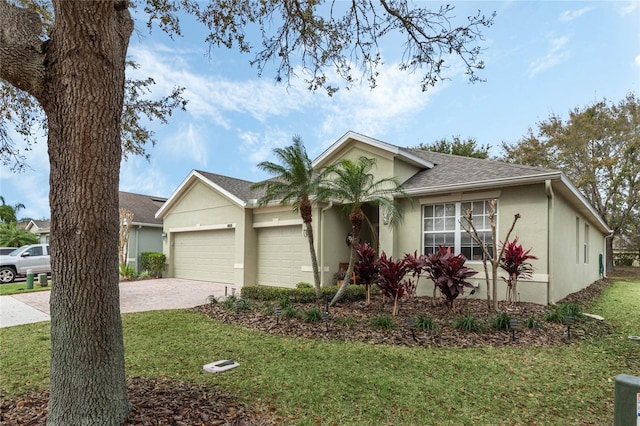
316, 64, 442, 142
559, 7, 592, 22
635, 55, 640, 67
620, 1, 639, 16
527, 35, 570, 78
127, 44, 312, 128
161, 122, 209, 167
120, 158, 172, 198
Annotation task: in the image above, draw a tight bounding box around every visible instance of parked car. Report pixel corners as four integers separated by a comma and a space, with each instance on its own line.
0, 244, 51, 283
0, 247, 17, 256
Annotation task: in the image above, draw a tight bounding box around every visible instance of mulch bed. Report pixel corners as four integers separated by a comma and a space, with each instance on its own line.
193, 278, 615, 348
1, 275, 627, 425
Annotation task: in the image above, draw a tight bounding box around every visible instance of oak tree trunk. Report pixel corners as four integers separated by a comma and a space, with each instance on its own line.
44, 2, 133, 424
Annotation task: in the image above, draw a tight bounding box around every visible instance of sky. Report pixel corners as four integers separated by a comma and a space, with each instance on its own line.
1, 1, 639, 220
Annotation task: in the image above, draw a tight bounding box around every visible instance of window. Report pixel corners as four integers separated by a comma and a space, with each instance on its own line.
575, 217, 580, 264
423, 200, 496, 260
583, 223, 589, 263
25, 246, 43, 256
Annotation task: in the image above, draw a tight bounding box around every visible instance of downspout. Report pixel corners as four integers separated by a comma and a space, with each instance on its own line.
545, 180, 553, 305
319, 202, 333, 287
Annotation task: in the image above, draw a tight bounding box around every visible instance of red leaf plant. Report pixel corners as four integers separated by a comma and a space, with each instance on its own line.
375, 251, 416, 316
424, 246, 477, 312
499, 237, 538, 305
354, 242, 379, 305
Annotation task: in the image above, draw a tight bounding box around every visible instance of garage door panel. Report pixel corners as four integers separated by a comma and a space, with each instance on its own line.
173, 230, 234, 283
257, 226, 306, 287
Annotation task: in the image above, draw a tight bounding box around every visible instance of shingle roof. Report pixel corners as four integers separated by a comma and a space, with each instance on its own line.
118, 191, 166, 225
400, 149, 560, 193
196, 170, 265, 202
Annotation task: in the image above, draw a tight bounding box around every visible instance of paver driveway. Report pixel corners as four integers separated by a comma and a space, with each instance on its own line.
0, 278, 231, 328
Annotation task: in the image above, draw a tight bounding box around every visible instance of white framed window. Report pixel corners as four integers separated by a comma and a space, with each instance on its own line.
575, 217, 580, 264
422, 200, 496, 260
583, 223, 589, 263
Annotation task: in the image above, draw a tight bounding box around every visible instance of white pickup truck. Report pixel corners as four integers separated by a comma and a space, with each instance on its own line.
0, 244, 51, 283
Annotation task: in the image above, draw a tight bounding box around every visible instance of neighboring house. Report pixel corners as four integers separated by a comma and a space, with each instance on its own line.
24, 220, 51, 243
119, 191, 167, 272
156, 131, 610, 305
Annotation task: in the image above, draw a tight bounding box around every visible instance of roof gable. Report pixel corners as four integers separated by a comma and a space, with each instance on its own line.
156, 170, 262, 218
312, 130, 434, 170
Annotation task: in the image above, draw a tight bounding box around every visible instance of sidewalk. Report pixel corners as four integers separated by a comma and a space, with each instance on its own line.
0, 278, 232, 328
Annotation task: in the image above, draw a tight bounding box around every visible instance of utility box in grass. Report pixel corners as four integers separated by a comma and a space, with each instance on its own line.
614, 374, 640, 426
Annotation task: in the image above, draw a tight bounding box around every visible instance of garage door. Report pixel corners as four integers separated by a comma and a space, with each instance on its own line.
257, 225, 306, 287
173, 229, 235, 283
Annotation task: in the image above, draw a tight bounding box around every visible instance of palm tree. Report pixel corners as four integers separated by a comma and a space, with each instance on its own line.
251, 136, 327, 300
320, 157, 406, 306
0, 196, 25, 224
0, 222, 38, 246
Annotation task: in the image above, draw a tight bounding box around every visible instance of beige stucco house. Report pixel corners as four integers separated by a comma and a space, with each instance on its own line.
156, 131, 610, 304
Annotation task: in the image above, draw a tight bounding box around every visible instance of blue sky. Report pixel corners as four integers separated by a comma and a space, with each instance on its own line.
1, 1, 639, 220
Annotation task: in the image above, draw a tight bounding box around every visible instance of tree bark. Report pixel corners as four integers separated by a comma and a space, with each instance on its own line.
42, 2, 133, 424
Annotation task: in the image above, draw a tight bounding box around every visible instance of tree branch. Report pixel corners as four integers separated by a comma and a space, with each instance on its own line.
0, 0, 47, 101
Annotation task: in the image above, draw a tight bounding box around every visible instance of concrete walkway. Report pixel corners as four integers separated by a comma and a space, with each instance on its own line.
0, 278, 232, 328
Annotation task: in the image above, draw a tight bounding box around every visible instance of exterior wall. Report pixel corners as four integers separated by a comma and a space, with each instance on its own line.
319, 206, 351, 285
549, 190, 606, 303
397, 185, 551, 305
162, 181, 245, 280
126, 225, 163, 272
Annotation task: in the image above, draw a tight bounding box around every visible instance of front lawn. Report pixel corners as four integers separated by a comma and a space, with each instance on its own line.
0, 282, 50, 296
1, 276, 638, 425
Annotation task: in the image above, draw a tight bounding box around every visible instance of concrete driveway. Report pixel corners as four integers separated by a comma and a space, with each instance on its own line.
0, 278, 232, 328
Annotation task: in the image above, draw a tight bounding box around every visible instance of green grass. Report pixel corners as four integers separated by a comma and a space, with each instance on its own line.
0, 281, 51, 296
1, 277, 639, 425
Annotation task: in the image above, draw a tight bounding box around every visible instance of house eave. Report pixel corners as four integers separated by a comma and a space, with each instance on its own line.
156, 170, 247, 219
312, 131, 434, 169
401, 171, 563, 197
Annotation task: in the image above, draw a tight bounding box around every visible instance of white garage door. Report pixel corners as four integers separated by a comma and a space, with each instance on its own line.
257, 225, 306, 287
173, 229, 235, 283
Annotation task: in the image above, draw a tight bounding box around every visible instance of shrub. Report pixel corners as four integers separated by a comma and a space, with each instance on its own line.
375, 251, 414, 316
296, 282, 313, 289
221, 295, 239, 310
544, 303, 584, 323
523, 316, 539, 329
453, 314, 482, 332
370, 314, 395, 330
278, 297, 292, 309
424, 246, 477, 310
258, 301, 274, 315
235, 298, 252, 312
556, 303, 584, 318
241, 284, 366, 303
304, 307, 323, 323
281, 306, 298, 319
336, 316, 355, 327
492, 312, 511, 330
140, 252, 166, 278
119, 263, 136, 280
415, 315, 437, 331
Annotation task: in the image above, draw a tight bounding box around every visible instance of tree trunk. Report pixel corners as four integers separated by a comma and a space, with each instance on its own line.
44, 2, 133, 424
606, 233, 614, 273
330, 228, 359, 306
305, 220, 322, 300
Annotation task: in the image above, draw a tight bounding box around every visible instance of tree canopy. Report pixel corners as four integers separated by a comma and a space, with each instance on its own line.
501, 93, 640, 270
415, 135, 491, 159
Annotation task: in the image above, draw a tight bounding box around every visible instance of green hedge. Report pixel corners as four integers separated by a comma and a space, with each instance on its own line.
241, 284, 367, 303
140, 252, 166, 278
